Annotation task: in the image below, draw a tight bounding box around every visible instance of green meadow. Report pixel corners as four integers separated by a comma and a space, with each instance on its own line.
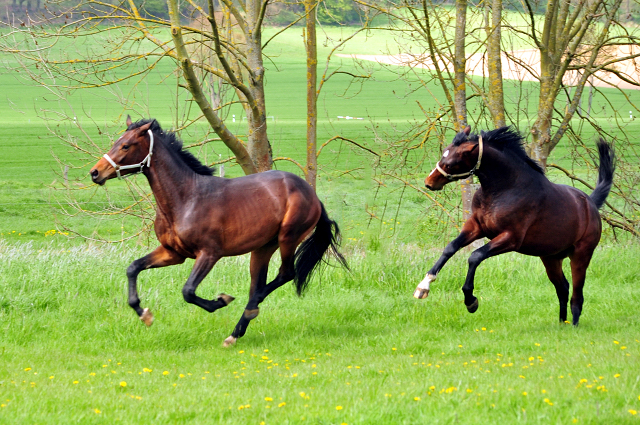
1, 25, 640, 424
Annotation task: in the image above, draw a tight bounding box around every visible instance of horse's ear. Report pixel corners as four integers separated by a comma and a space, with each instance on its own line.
138, 121, 153, 132
463, 125, 471, 136
126, 115, 132, 127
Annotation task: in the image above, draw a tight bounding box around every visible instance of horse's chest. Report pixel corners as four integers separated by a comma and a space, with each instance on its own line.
154, 215, 197, 259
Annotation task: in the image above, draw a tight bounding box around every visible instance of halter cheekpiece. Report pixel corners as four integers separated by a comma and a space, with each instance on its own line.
103, 129, 154, 179
435, 135, 483, 180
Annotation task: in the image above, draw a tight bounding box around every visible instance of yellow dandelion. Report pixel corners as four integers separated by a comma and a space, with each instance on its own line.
614, 374, 621, 378
265, 397, 273, 401
522, 392, 528, 396
163, 371, 169, 375
94, 408, 101, 414
73, 381, 79, 384
414, 397, 421, 401
24, 368, 31, 371
629, 410, 637, 415
336, 406, 343, 410
278, 402, 286, 407
120, 381, 127, 387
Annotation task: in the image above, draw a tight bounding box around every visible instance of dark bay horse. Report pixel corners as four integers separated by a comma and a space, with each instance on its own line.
90, 118, 347, 346
415, 126, 614, 325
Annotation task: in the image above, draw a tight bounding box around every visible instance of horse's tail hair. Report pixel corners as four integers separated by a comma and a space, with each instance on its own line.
590, 139, 615, 210
293, 202, 349, 296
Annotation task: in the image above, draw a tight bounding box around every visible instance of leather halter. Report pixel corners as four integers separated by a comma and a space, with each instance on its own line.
435, 135, 483, 180
103, 130, 154, 179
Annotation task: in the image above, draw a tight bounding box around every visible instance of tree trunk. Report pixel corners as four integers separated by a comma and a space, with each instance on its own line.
485, 0, 505, 128
304, 0, 318, 190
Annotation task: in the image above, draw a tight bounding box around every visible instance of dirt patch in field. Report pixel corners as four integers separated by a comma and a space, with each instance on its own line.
338, 45, 640, 90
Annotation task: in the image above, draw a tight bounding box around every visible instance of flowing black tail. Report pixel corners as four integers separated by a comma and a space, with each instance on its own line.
294, 203, 348, 296
590, 139, 615, 210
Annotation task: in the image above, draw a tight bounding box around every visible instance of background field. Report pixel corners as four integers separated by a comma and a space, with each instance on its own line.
1, 24, 640, 424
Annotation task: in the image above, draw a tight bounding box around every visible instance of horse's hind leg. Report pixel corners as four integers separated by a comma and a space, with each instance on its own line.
540, 256, 570, 323
569, 248, 595, 326
126, 246, 186, 326
223, 241, 298, 347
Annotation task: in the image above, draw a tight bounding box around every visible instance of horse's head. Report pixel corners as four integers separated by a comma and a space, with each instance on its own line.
90, 117, 154, 185
425, 126, 482, 191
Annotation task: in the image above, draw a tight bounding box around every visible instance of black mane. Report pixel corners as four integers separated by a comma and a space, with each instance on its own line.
455, 126, 544, 175
128, 119, 215, 176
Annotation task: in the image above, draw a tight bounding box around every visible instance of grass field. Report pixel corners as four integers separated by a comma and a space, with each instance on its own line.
1, 22, 640, 424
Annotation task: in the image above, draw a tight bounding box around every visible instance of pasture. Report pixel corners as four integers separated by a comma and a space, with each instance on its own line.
1, 25, 640, 424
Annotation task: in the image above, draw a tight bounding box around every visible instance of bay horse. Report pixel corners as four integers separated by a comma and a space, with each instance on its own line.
415, 126, 614, 326
90, 117, 347, 346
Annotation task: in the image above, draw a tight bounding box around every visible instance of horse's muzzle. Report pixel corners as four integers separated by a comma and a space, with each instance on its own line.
90, 168, 106, 185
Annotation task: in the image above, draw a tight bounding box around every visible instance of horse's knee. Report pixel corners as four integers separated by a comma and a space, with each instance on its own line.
126, 260, 143, 279
468, 251, 484, 268
182, 286, 196, 304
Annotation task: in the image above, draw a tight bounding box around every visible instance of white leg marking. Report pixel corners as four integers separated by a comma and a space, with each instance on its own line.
414, 273, 436, 299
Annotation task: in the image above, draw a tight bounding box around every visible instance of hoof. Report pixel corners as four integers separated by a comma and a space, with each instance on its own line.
466, 298, 479, 314
413, 288, 430, 299
218, 293, 235, 306
140, 308, 154, 327
244, 308, 260, 320
222, 336, 237, 348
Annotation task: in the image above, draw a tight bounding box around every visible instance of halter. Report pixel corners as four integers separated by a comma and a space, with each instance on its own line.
103, 129, 154, 179
435, 135, 483, 180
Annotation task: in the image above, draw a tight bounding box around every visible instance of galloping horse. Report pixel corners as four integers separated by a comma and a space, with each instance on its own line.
90, 118, 347, 346
414, 126, 614, 325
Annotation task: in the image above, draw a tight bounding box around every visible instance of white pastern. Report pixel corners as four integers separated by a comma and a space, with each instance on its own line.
413, 273, 436, 299
417, 273, 436, 291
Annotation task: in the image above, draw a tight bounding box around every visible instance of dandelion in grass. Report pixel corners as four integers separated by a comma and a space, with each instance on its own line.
163, 371, 169, 375
265, 397, 273, 402
614, 374, 621, 378
94, 408, 101, 414
414, 397, 421, 401
179, 374, 185, 378
120, 381, 127, 387
336, 406, 343, 410
522, 392, 528, 396
629, 410, 637, 415
24, 368, 31, 371
278, 402, 286, 408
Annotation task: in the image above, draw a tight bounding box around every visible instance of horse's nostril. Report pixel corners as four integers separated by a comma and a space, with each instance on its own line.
91, 169, 98, 177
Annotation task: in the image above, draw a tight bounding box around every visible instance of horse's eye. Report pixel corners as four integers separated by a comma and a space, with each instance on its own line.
122, 145, 130, 150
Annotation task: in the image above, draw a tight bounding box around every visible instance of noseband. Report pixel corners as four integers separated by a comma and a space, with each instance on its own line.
435, 135, 483, 180
103, 130, 154, 179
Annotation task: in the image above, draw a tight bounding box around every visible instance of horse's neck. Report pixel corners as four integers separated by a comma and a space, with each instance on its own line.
144, 144, 197, 216
476, 149, 544, 196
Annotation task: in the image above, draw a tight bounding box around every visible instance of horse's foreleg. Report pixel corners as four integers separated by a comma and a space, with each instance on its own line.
223, 244, 295, 348
182, 254, 234, 313
541, 256, 570, 323
126, 246, 185, 326
462, 232, 517, 313
414, 220, 483, 299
